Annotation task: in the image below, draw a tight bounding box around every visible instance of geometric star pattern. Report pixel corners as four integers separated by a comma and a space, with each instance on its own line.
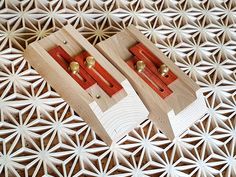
0, 0, 235, 176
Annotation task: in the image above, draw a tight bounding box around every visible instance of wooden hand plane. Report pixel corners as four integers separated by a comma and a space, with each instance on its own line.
96, 25, 207, 140
24, 24, 149, 145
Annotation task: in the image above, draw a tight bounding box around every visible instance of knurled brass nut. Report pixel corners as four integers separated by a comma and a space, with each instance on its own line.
136, 60, 146, 72
86, 56, 96, 68
69, 61, 79, 74
159, 64, 169, 76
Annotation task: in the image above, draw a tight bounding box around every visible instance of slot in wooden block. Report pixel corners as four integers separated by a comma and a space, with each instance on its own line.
24, 24, 149, 145
96, 25, 207, 140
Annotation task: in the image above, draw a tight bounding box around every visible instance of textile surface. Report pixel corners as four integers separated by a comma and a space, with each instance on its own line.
0, 0, 235, 176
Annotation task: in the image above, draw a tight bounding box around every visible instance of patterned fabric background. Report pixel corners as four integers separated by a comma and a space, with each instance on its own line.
0, 0, 236, 176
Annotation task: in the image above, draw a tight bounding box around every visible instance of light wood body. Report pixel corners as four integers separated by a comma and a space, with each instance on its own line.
24, 24, 149, 145
96, 25, 207, 139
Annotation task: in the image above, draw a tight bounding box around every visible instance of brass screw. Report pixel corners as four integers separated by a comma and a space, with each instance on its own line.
69, 61, 79, 74
135, 60, 146, 72
85, 56, 96, 68
159, 64, 169, 76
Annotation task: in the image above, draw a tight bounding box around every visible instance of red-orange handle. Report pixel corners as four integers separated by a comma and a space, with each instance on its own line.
126, 57, 172, 99
129, 43, 177, 85
75, 51, 123, 97
48, 46, 96, 90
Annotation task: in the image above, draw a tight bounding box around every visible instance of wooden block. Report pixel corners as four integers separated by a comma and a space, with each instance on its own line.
96, 25, 207, 140
24, 24, 149, 145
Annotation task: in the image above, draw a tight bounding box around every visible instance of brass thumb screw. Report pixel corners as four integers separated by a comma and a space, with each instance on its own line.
159, 64, 169, 77
86, 56, 96, 69
136, 60, 146, 72
69, 61, 79, 74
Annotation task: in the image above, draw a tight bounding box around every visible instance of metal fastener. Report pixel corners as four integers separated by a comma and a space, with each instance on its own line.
69, 61, 79, 74
159, 64, 169, 77
85, 56, 96, 68
135, 60, 146, 72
